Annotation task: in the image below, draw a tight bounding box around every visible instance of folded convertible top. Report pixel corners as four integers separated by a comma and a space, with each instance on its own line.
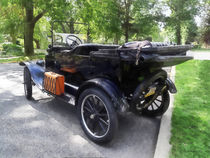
90, 41, 193, 67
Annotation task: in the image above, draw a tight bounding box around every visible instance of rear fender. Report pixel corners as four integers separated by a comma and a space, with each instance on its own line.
76, 78, 129, 113
22, 62, 45, 89
166, 78, 177, 93
131, 70, 167, 105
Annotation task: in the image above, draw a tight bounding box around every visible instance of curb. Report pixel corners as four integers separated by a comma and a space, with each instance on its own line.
154, 66, 176, 158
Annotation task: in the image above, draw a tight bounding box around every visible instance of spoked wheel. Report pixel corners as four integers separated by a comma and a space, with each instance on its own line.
23, 67, 32, 100
142, 90, 170, 117
77, 88, 118, 143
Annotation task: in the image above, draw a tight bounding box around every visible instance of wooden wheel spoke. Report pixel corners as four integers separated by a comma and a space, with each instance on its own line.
95, 97, 100, 106
155, 98, 162, 102
83, 111, 91, 119
84, 106, 92, 113
86, 100, 94, 112
151, 104, 154, 110
97, 113, 107, 117
98, 120, 107, 132
99, 117, 109, 126
153, 101, 160, 108
93, 97, 101, 111
87, 119, 97, 132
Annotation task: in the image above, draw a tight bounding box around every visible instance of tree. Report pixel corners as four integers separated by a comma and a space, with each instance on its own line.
33, 18, 50, 49
76, 0, 161, 43
0, 4, 23, 44
183, 20, 198, 44
106, 0, 160, 43
200, 0, 210, 47
164, 0, 199, 44
0, 0, 64, 56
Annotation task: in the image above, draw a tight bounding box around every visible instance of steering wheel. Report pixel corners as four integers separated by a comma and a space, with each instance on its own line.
66, 35, 82, 48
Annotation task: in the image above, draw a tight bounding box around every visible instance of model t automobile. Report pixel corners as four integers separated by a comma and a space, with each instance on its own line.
20, 22, 192, 143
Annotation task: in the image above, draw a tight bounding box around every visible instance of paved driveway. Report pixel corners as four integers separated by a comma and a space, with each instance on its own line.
187, 51, 210, 60
0, 63, 160, 158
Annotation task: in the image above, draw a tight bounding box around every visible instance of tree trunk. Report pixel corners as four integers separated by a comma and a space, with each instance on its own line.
60, 23, 67, 33
176, 23, 181, 45
34, 39, 40, 49
125, 24, 129, 43
114, 34, 119, 44
11, 34, 17, 44
23, 0, 45, 56
66, 19, 74, 34
124, 0, 131, 43
87, 25, 91, 43
24, 22, 35, 56
24, 1, 35, 56
70, 19, 74, 34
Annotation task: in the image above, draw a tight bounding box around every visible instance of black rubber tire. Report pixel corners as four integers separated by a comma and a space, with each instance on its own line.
77, 88, 118, 144
23, 67, 32, 100
142, 90, 170, 117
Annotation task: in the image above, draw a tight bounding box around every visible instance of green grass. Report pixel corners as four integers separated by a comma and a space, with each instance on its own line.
0, 49, 46, 58
0, 55, 45, 63
191, 48, 210, 52
170, 60, 210, 158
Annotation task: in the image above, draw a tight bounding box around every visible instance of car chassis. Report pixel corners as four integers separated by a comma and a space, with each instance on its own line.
20, 21, 193, 143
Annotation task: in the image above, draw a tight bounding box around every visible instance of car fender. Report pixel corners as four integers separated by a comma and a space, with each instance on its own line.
20, 61, 45, 89
166, 78, 177, 93
131, 70, 168, 105
76, 78, 129, 113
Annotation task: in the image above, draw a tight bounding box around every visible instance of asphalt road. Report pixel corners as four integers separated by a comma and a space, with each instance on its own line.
0, 63, 160, 158
187, 51, 210, 60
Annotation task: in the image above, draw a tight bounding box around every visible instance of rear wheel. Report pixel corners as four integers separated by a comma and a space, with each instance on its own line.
142, 90, 170, 117
77, 88, 118, 143
23, 67, 32, 100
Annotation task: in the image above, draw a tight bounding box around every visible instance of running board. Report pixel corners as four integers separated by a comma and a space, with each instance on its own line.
56, 93, 76, 106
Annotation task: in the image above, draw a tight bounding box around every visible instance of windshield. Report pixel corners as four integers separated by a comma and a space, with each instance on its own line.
53, 33, 85, 46
51, 21, 89, 46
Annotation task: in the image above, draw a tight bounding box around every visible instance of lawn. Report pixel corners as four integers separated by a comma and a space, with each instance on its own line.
191, 48, 210, 52
0, 55, 45, 63
170, 60, 210, 158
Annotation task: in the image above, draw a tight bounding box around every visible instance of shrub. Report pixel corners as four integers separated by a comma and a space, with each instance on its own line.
2, 43, 24, 56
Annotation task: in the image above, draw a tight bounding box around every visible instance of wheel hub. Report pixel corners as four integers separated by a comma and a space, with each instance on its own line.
90, 114, 95, 119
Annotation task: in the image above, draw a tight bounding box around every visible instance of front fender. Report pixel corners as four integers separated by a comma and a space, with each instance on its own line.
76, 78, 129, 113
22, 62, 45, 89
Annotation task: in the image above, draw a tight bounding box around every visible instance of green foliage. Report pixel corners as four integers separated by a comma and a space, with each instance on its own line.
0, 34, 4, 43
170, 60, 210, 158
34, 18, 51, 49
164, 0, 199, 44
182, 20, 198, 44
2, 44, 24, 56
191, 48, 210, 52
0, 4, 23, 44
0, 55, 45, 63
0, 0, 206, 50
201, 12, 210, 47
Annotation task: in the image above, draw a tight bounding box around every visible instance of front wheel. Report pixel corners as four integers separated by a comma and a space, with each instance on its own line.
23, 67, 32, 100
77, 88, 118, 143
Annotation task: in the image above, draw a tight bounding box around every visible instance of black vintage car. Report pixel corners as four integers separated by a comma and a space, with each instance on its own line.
20, 22, 193, 143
